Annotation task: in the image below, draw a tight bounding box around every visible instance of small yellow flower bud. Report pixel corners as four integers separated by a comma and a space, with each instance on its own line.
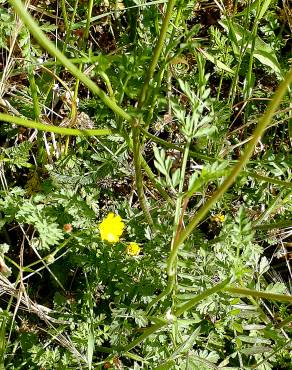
126, 242, 141, 256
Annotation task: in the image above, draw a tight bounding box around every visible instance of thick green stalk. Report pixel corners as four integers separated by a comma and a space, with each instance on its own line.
166, 65, 292, 276
138, 0, 177, 108
0, 113, 112, 136
9, 0, 132, 123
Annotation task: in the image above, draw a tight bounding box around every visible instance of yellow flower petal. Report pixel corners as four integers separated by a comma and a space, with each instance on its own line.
211, 213, 225, 223
126, 242, 141, 256
99, 213, 125, 243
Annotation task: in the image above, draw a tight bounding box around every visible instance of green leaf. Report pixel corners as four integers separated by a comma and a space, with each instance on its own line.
238, 0, 273, 20
194, 125, 217, 138
265, 282, 287, 295
228, 309, 241, 316
219, 19, 282, 77
240, 346, 272, 355
257, 0, 273, 19
87, 326, 94, 370
153, 360, 176, 370
125, 351, 148, 363
197, 48, 235, 74
259, 256, 270, 275
171, 168, 180, 188
232, 322, 243, 333
171, 326, 201, 358
237, 336, 271, 344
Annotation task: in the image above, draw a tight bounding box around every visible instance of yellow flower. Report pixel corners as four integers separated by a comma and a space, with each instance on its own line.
126, 242, 141, 256
99, 213, 125, 243
211, 213, 225, 223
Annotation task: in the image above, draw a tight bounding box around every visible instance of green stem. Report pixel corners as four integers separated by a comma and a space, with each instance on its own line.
132, 120, 153, 226
169, 136, 192, 290
84, 0, 94, 41
100, 71, 115, 99
123, 322, 166, 353
251, 339, 291, 369
67, 0, 94, 155
275, 315, 292, 329
243, 0, 261, 119
245, 171, 292, 188
146, 275, 175, 314
9, 0, 132, 123
173, 157, 188, 228
253, 189, 291, 226
143, 1, 184, 128
60, 0, 69, 33
0, 113, 112, 136
225, 286, 292, 303
28, 66, 41, 120
63, 0, 79, 52
138, 0, 177, 108
140, 157, 174, 205
118, 127, 173, 205
166, 65, 292, 276
252, 219, 292, 230
174, 278, 231, 317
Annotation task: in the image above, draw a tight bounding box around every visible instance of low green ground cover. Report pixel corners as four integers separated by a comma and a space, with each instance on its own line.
0, 0, 291, 368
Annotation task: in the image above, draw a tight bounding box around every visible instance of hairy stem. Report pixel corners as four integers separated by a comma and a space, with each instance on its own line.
0, 113, 112, 136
